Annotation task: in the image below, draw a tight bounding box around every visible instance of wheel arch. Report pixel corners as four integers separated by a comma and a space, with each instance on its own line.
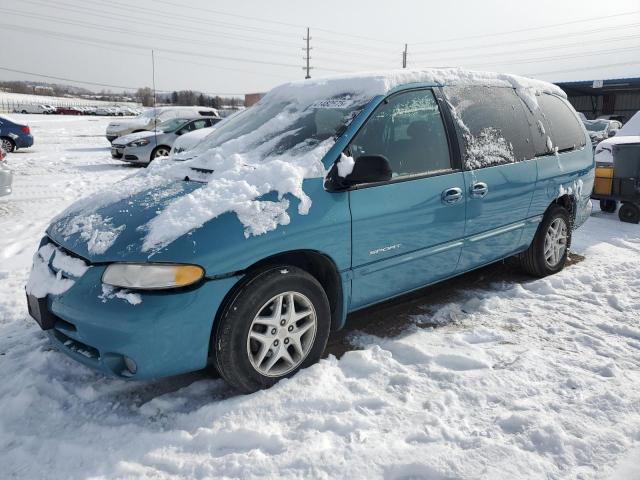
551, 194, 576, 225
208, 249, 346, 360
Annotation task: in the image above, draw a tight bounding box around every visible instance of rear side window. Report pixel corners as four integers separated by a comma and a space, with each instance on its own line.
538, 94, 586, 152
443, 86, 535, 169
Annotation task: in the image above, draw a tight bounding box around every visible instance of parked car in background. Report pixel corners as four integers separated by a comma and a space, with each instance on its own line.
0, 116, 34, 152
55, 107, 83, 116
583, 119, 620, 147
170, 125, 216, 155
29, 69, 594, 393
597, 114, 627, 124
111, 116, 221, 164
106, 106, 219, 143
14, 104, 55, 115
595, 110, 640, 163
0, 146, 11, 197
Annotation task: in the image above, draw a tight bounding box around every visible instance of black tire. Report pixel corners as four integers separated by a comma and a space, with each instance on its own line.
599, 199, 617, 213
0, 137, 15, 153
150, 145, 171, 163
21, 110, 27, 114
213, 266, 331, 393
519, 204, 571, 277
619, 203, 640, 224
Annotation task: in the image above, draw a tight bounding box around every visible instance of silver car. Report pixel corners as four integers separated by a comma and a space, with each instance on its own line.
0, 146, 12, 197
111, 117, 220, 165
106, 106, 219, 143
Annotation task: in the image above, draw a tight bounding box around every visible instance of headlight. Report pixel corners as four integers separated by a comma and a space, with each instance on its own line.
128, 138, 150, 147
102, 263, 204, 290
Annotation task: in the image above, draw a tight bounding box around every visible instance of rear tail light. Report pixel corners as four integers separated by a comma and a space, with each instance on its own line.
21, 126, 30, 134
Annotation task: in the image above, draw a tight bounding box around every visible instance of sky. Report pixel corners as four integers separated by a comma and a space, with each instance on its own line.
0, 0, 639, 97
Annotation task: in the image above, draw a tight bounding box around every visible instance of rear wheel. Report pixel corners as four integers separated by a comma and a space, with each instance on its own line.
519, 204, 571, 277
599, 199, 617, 213
619, 203, 640, 224
213, 266, 330, 393
21, 110, 27, 114
1, 138, 15, 153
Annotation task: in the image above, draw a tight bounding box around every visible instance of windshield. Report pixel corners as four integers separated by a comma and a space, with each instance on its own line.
157, 118, 190, 133
184, 92, 370, 163
584, 120, 609, 132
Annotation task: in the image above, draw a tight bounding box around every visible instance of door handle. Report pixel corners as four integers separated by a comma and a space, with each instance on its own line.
442, 187, 463, 204
470, 182, 489, 198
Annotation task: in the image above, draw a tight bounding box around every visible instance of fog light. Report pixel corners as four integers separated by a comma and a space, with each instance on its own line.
123, 356, 137, 375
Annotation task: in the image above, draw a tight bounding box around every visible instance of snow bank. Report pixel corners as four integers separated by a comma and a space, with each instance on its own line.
52, 68, 563, 254
25, 243, 88, 298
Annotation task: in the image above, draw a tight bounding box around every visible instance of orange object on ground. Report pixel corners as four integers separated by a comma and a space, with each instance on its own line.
594, 166, 614, 196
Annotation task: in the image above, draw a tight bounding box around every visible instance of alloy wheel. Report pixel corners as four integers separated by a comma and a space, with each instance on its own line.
246, 291, 317, 377
543, 217, 568, 268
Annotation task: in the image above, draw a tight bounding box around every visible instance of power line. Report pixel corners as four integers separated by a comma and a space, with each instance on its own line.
412, 8, 640, 45
412, 21, 640, 57
530, 60, 640, 77
464, 45, 640, 69
0, 23, 306, 70
414, 31, 640, 65
4, 8, 305, 63
152, 0, 402, 46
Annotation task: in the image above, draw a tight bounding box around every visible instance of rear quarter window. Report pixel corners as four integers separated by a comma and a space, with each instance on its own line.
538, 94, 586, 153
443, 86, 535, 169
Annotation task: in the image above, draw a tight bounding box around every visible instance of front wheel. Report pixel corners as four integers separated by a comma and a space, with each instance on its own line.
519, 204, 571, 277
213, 266, 331, 393
150, 145, 170, 162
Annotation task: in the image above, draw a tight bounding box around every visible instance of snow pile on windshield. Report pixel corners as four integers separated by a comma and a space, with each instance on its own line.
26, 243, 89, 298
53, 68, 563, 254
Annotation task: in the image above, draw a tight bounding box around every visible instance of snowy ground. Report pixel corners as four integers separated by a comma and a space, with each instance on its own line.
1, 115, 640, 479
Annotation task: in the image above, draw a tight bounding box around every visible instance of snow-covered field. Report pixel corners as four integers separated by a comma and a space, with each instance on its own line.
1, 115, 640, 479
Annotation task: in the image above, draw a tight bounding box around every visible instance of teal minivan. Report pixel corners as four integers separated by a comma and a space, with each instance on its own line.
26, 69, 594, 392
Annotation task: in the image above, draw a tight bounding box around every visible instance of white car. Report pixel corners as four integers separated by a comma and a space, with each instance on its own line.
595, 111, 640, 163
14, 104, 54, 115
170, 126, 216, 155
106, 106, 219, 143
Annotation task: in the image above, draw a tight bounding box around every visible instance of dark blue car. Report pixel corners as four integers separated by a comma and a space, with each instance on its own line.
0, 116, 34, 152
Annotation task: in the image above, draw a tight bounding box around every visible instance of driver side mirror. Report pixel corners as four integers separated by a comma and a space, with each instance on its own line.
325, 154, 392, 191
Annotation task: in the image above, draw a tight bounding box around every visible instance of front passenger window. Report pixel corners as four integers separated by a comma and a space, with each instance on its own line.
349, 90, 451, 178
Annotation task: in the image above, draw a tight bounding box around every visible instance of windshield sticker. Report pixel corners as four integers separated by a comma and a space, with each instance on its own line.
310, 99, 353, 109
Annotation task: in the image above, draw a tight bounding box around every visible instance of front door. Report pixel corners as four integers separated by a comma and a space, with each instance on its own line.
348, 89, 466, 310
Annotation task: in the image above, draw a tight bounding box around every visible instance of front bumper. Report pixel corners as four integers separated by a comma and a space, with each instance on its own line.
114, 144, 153, 164
42, 264, 241, 379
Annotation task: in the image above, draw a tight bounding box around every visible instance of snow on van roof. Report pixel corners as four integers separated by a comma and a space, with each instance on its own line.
52, 69, 563, 256
266, 67, 565, 111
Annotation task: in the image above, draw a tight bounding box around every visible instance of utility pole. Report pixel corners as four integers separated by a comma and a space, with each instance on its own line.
402, 43, 408, 69
303, 28, 312, 79
151, 49, 157, 107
